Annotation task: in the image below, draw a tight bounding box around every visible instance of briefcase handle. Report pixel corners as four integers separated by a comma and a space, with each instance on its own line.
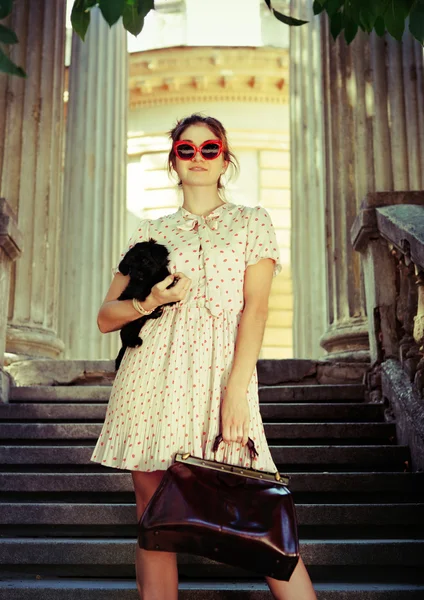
212, 433, 259, 460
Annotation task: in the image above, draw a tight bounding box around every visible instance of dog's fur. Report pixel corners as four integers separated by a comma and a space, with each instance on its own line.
114, 238, 179, 371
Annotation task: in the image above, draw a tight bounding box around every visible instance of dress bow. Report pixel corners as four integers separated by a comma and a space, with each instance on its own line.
176, 212, 220, 232
174, 204, 234, 318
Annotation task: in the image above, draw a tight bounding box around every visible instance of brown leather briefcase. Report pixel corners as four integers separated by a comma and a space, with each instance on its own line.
138, 434, 300, 581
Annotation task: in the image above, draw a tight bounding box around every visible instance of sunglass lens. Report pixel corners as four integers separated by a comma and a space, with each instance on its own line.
201, 143, 221, 159
176, 144, 195, 159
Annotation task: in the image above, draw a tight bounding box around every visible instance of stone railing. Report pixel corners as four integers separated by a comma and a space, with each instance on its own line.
351, 191, 424, 470
0, 198, 23, 403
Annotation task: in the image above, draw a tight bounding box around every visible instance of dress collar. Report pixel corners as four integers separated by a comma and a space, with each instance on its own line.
178, 202, 233, 219
175, 202, 235, 232
171, 201, 237, 317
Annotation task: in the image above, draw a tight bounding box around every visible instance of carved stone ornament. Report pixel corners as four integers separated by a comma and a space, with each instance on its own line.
413, 268, 424, 394
128, 47, 289, 108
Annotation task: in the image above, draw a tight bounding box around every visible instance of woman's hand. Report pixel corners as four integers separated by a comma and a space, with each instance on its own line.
151, 272, 191, 306
220, 384, 250, 447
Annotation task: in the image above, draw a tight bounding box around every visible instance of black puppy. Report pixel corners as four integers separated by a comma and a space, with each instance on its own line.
114, 238, 179, 371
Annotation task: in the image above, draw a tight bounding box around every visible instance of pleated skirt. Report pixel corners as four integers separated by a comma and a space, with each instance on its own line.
91, 304, 278, 473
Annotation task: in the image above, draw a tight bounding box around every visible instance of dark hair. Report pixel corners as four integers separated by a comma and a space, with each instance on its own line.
167, 113, 239, 190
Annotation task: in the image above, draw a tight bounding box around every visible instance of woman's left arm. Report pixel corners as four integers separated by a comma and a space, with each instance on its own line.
221, 257, 275, 445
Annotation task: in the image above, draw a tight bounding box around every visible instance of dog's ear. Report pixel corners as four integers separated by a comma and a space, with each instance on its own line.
119, 242, 150, 274
118, 259, 130, 276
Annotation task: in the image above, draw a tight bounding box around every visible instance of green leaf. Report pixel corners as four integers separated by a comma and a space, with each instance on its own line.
123, 4, 144, 35
409, 0, 424, 44
0, 23, 18, 44
344, 16, 358, 44
383, 0, 413, 21
344, 0, 361, 23
357, 21, 366, 32
359, 7, 378, 32
99, 0, 125, 26
313, 0, 326, 15
271, 9, 309, 26
83, 0, 97, 8
0, 47, 26, 77
355, 0, 390, 32
374, 15, 386, 36
384, 0, 406, 40
330, 11, 344, 39
398, 0, 416, 18
138, 0, 154, 15
373, 0, 391, 17
264, 0, 308, 25
123, 0, 153, 36
325, 0, 344, 18
0, 0, 12, 20
122, 3, 143, 36
71, 0, 91, 41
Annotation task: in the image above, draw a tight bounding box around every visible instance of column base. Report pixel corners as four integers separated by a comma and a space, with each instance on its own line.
320, 320, 370, 363
0, 367, 11, 403
4, 359, 115, 386
6, 324, 65, 360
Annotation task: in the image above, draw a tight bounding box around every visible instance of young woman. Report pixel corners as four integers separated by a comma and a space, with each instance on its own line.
92, 114, 317, 600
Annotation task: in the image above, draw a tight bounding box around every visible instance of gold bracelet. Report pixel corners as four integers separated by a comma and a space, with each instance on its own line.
132, 297, 156, 316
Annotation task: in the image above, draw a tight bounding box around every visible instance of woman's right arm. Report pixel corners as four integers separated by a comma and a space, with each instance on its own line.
97, 272, 157, 333
97, 271, 191, 334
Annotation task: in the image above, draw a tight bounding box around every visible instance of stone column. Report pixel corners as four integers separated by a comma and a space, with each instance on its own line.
0, 199, 23, 401
289, 1, 328, 360
290, 0, 424, 361
0, 0, 67, 361
58, 7, 128, 360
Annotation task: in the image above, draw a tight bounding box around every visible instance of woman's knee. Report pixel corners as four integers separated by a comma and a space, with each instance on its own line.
131, 470, 166, 517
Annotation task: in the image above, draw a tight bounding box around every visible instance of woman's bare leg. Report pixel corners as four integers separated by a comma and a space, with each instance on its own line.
132, 470, 178, 600
266, 556, 317, 600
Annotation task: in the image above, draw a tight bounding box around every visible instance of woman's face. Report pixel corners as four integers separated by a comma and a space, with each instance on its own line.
173, 123, 228, 189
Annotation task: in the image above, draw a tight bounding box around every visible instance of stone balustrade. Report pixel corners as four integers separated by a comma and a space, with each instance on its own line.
352, 191, 424, 470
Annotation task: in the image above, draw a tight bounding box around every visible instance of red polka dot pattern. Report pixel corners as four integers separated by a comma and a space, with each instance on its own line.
91, 202, 282, 473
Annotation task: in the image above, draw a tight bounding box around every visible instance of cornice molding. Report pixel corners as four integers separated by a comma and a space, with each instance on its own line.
129, 46, 289, 108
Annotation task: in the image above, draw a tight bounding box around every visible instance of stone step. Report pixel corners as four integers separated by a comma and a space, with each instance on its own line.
1, 471, 422, 495
1, 579, 424, 600
261, 403, 384, 422
0, 445, 410, 468
0, 502, 422, 527
270, 421, 395, 441
0, 403, 384, 422
8, 383, 365, 403
261, 384, 365, 403
0, 538, 422, 568
8, 386, 114, 402
5, 358, 367, 387
0, 422, 396, 441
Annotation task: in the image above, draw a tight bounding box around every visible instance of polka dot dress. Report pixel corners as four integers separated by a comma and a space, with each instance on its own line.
91, 202, 283, 473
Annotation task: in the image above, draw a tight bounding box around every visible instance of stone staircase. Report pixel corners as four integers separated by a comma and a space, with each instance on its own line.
0, 361, 424, 599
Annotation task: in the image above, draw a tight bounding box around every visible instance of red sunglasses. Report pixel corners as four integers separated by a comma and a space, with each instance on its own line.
173, 139, 223, 161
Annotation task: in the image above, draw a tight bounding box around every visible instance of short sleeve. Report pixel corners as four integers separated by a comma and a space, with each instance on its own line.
111, 218, 150, 277
245, 206, 282, 278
